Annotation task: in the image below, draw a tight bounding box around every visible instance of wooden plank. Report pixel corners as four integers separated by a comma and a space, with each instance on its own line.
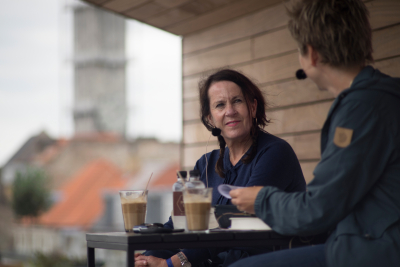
178, 1, 218, 15
85, 0, 109, 4
253, 28, 297, 59
168, 0, 282, 36
239, 52, 300, 85
103, 0, 150, 12
154, 0, 190, 9
183, 39, 252, 76
299, 161, 318, 184
372, 24, 400, 60
267, 101, 332, 135
183, 76, 201, 99
150, 0, 251, 28
182, 3, 287, 54
374, 56, 400, 77
183, 28, 298, 77
146, 7, 195, 28
264, 79, 333, 108
183, 99, 200, 121
367, 0, 400, 30
281, 133, 321, 160
183, 53, 299, 88
183, 123, 218, 144
125, 2, 167, 21
182, 144, 220, 168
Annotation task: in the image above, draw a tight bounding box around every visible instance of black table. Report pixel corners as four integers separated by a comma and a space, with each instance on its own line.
86, 230, 327, 267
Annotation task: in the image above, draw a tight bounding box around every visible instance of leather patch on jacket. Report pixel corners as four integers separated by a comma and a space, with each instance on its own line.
333, 127, 353, 148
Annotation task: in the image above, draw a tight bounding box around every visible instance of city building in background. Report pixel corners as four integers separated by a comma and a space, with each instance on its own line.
0, 1, 180, 266
72, 3, 127, 136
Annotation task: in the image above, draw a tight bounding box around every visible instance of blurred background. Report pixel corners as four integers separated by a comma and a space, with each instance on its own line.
0, 0, 181, 266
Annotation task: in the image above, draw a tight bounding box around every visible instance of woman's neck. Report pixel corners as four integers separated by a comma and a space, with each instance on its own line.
226, 135, 253, 166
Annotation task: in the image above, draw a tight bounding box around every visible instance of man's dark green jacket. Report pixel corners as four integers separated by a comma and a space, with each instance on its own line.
255, 66, 400, 267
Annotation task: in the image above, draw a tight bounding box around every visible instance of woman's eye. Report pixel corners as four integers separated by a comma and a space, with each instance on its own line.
216, 103, 224, 108
234, 99, 242, 103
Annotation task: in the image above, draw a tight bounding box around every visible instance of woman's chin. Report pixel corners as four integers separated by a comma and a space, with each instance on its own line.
223, 131, 250, 143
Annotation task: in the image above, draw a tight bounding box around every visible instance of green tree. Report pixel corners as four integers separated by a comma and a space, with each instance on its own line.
29, 252, 72, 267
12, 168, 52, 220
29, 252, 102, 267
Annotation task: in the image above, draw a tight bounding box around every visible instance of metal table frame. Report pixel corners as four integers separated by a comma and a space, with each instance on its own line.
86, 230, 326, 267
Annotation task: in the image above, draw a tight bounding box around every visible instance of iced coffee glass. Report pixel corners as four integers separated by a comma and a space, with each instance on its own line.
119, 190, 148, 233
183, 188, 213, 231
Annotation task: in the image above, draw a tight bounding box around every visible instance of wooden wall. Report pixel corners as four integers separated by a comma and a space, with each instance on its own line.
181, 0, 400, 183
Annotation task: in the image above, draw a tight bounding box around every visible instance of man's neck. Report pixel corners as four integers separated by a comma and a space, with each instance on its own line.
317, 65, 363, 97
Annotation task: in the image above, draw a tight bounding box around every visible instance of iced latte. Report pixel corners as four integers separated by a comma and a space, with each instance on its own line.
119, 190, 147, 232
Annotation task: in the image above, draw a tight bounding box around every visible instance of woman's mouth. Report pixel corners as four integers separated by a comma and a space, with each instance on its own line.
226, 121, 240, 127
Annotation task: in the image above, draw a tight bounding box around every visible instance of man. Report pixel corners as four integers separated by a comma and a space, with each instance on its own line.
230, 0, 400, 266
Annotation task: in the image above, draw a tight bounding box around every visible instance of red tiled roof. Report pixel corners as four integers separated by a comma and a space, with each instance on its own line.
149, 163, 180, 189
35, 139, 69, 165
39, 159, 127, 229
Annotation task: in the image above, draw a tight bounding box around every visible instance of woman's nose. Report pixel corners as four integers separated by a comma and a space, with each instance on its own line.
225, 104, 236, 116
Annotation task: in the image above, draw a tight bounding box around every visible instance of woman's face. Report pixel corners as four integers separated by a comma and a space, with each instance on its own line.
207, 81, 257, 143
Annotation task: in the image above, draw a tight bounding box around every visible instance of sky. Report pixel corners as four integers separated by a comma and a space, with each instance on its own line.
0, 0, 182, 166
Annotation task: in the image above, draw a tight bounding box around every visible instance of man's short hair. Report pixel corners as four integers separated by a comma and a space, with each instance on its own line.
287, 0, 374, 68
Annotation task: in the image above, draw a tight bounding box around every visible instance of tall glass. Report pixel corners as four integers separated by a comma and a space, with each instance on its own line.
183, 188, 213, 231
119, 190, 148, 233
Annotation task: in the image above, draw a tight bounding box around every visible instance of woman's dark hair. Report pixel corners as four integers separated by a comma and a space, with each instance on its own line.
199, 69, 270, 178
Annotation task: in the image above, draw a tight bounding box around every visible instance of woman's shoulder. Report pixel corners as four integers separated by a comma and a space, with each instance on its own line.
254, 131, 301, 169
257, 131, 292, 151
194, 148, 220, 169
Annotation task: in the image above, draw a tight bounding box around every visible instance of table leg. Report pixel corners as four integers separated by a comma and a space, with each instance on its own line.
87, 247, 95, 267
127, 247, 135, 267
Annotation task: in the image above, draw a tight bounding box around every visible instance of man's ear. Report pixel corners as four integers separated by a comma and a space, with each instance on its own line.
307, 45, 319, 67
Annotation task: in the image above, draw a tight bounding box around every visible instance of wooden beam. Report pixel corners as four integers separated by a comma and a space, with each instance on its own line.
183, 3, 287, 54
102, 0, 150, 12
167, 0, 283, 36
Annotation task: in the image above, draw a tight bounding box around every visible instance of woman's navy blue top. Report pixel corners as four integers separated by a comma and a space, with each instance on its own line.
164, 130, 306, 263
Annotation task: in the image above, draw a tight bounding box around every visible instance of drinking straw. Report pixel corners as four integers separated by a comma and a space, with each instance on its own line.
177, 171, 188, 189
143, 172, 153, 196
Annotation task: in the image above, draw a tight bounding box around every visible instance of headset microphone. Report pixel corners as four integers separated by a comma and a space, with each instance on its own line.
296, 69, 307, 80
212, 128, 221, 136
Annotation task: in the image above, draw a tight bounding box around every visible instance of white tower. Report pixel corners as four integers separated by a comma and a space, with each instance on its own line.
73, 4, 127, 136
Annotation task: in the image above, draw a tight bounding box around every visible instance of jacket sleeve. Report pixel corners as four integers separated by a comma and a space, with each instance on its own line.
163, 216, 174, 229
255, 98, 393, 235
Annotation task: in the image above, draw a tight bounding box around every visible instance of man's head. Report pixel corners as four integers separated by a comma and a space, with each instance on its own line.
287, 0, 373, 69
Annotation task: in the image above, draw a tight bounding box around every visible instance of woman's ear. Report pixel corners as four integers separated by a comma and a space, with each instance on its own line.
207, 114, 215, 127
251, 99, 257, 118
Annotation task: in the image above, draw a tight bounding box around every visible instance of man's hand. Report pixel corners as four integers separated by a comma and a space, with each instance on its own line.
134, 254, 168, 267
230, 186, 263, 214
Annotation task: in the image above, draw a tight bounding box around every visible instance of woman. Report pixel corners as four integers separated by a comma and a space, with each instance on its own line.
135, 69, 306, 267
